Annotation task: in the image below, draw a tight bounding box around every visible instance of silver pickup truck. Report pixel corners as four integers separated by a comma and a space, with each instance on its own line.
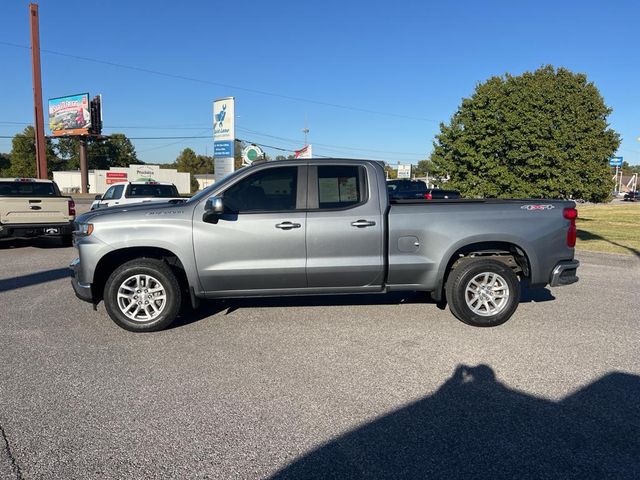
71, 159, 579, 332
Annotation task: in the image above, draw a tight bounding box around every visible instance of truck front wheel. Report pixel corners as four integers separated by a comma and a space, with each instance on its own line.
445, 258, 520, 327
104, 258, 181, 332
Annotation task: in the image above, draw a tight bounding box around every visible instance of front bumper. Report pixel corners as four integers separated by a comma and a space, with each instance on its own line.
549, 259, 580, 287
70, 258, 93, 303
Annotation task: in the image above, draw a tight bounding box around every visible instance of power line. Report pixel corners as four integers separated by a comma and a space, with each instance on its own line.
0, 40, 439, 123
237, 127, 426, 156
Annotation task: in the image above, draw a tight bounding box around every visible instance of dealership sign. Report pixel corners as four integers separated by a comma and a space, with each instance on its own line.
397, 164, 412, 179
242, 145, 264, 165
213, 97, 235, 181
48, 93, 91, 136
609, 156, 623, 167
105, 171, 128, 185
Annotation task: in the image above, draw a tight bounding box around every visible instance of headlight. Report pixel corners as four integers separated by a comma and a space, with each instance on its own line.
74, 223, 94, 237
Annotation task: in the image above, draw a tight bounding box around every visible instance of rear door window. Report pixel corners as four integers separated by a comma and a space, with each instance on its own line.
317, 165, 363, 209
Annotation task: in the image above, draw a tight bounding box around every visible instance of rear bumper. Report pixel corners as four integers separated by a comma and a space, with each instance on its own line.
0, 221, 73, 238
70, 258, 94, 303
549, 259, 580, 287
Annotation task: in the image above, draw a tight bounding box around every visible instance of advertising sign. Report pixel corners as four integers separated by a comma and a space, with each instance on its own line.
242, 145, 264, 165
294, 144, 312, 159
397, 164, 412, 179
48, 93, 91, 136
105, 171, 128, 185
213, 97, 235, 181
609, 157, 623, 167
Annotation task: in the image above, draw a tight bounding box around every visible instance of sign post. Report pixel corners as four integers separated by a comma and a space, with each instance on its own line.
213, 97, 235, 182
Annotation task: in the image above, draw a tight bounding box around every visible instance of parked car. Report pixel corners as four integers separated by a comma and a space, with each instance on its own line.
0, 178, 75, 245
623, 191, 639, 201
424, 188, 461, 200
387, 179, 460, 200
71, 159, 579, 332
91, 181, 185, 210
387, 179, 429, 199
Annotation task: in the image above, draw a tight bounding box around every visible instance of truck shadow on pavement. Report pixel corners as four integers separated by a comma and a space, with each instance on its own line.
0, 268, 71, 293
173, 285, 555, 328
0, 237, 69, 250
269, 364, 640, 480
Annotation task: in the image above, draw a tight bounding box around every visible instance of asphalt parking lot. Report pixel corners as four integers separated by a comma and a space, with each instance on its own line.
1, 235, 639, 479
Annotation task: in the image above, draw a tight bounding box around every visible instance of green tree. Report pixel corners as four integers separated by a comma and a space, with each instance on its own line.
384, 164, 397, 179
174, 148, 214, 192
621, 161, 640, 176
412, 159, 433, 177
0, 153, 10, 176
56, 133, 140, 170
8, 126, 60, 178
430, 66, 620, 202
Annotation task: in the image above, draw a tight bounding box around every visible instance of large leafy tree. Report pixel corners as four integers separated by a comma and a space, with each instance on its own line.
172, 148, 214, 192
56, 133, 141, 170
8, 126, 60, 178
430, 66, 620, 202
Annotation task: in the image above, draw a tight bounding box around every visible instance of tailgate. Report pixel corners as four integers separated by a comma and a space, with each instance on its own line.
1, 197, 72, 225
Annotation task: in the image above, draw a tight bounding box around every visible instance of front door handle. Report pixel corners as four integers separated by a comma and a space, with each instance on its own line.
275, 221, 301, 230
351, 219, 376, 228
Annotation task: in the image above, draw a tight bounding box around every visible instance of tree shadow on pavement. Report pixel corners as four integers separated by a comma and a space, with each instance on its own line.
577, 230, 640, 257
270, 365, 640, 480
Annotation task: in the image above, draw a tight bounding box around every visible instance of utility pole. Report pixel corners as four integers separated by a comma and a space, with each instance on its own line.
302, 114, 309, 146
79, 138, 88, 193
29, 3, 47, 179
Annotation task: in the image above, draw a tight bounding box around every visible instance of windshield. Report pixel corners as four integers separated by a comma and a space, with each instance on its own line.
0, 181, 58, 197
188, 166, 249, 203
125, 184, 180, 198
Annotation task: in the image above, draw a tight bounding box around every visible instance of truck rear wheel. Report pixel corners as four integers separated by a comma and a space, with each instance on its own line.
445, 258, 520, 327
104, 258, 181, 332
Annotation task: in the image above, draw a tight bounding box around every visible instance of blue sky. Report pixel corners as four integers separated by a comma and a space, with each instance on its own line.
1, 0, 638, 165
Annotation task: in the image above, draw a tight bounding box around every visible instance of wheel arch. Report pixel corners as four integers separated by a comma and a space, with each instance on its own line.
432, 240, 533, 303
92, 246, 191, 304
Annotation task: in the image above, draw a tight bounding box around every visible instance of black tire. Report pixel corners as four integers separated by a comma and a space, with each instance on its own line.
445, 258, 520, 327
60, 234, 73, 247
103, 258, 181, 332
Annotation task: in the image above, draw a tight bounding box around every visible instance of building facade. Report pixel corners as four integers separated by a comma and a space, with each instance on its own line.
53, 165, 191, 194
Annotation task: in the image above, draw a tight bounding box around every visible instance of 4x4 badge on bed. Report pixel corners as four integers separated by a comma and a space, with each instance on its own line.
521, 204, 555, 211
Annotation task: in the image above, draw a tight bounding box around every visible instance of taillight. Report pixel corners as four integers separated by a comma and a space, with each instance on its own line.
424, 192, 433, 200
68, 199, 76, 216
563, 207, 577, 247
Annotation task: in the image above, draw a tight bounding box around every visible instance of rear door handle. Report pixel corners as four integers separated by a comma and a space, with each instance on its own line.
275, 221, 301, 230
351, 219, 376, 228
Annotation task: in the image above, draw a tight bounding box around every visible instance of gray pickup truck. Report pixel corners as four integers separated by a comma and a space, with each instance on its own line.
71, 159, 579, 332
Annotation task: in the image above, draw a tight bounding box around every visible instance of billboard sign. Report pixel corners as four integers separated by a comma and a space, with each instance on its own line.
48, 93, 91, 136
609, 156, 623, 167
397, 164, 412, 179
213, 97, 235, 181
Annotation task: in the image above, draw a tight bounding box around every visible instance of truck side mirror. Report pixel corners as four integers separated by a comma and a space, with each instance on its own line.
203, 196, 224, 223
205, 196, 224, 214
95, 195, 102, 200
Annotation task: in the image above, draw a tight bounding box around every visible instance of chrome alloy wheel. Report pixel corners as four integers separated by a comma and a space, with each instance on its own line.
464, 272, 510, 317
117, 274, 167, 322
